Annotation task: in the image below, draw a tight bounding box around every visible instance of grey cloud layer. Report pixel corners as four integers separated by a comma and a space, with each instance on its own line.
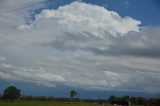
86, 27, 160, 58
0, 1, 160, 93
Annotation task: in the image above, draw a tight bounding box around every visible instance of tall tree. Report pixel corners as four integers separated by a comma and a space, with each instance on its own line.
70, 90, 77, 98
2, 86, 21, 101
108, 95, 116, 103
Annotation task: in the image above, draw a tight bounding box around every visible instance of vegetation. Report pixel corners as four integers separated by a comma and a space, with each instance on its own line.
0, 86, 160, 106
70, 90, 77, 98
0, 101, 100, 106
108, 95, 160, 106
1, 86, 21, 101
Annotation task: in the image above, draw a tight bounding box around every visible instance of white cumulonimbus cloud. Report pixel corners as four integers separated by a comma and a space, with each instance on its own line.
21, 2, 141, 36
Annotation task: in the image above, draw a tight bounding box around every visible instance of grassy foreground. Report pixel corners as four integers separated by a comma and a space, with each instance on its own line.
0, 101, 111, 106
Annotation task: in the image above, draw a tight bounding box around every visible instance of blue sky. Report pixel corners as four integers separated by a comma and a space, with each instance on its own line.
41, 0, 160, 26
84, 0, 160, 26
0, 81, 156, 99
0, 0, 160, 99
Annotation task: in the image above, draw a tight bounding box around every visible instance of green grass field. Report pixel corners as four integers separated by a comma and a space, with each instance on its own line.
0, 101, 112, 106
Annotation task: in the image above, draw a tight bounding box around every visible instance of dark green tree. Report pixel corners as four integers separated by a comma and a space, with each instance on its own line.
108, 95, 116, 103
70, 90, 77, 98
122, 96, 130, 101
2, 86, 21, 101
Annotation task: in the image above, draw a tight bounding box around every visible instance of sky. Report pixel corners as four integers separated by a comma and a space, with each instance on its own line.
0, 0, 160, 99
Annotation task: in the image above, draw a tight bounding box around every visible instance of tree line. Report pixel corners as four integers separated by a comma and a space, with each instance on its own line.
108, 95, 160, 106
0, 86, 160, 106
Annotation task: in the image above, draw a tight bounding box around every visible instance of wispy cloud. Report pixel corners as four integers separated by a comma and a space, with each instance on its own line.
124, 0, 129, 8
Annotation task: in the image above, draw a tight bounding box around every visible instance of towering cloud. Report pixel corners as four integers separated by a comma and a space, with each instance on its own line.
0, 1, 160, 93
